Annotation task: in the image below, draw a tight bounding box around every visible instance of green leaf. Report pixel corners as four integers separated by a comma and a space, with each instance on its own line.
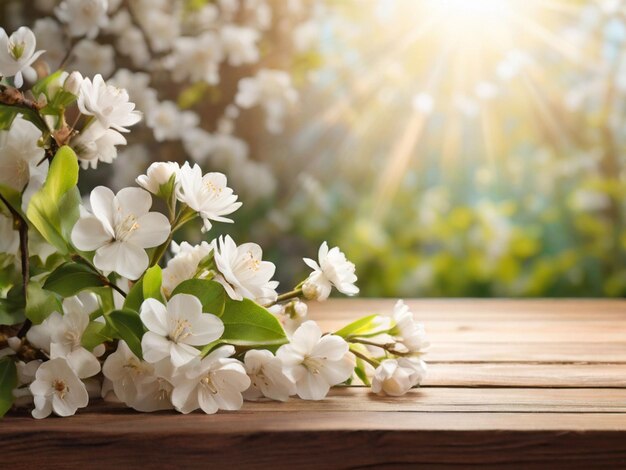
43, 261, 106, 297
354, 359, 370, 386
26, 146, 80, 254
220, 297, 287, 348
81, 321, 113, 351
0, 289, 25, 326
0, 104, 18, 130
105, 309, 145, 359
334, 314, 385, 339
171, 279, 225, 316
142, 265, 164, 303
25, 281, 61, 324
0, 358, 17, 418
123, 278, 144, 312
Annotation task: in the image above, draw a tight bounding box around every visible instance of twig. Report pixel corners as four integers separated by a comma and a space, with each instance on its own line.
71, 254, 127, 298
0, 192, 31, 338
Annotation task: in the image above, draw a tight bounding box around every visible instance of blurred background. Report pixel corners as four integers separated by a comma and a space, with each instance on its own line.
3, 0, 626, 297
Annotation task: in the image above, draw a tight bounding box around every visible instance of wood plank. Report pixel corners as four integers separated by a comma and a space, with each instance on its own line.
317, 319, 626, 342
231, 387, 626, 413
424, 363, 626, 387
4, 409, 626, 468
427, 342, 626, 363
309, 299, 626, 322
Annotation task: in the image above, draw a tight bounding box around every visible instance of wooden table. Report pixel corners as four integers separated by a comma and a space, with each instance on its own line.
3, 299, 626, 468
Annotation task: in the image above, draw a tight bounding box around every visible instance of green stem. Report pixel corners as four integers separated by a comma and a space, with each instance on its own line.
150, 207, 197, 267
349, 346, 380, 368
266, 288, 303, 307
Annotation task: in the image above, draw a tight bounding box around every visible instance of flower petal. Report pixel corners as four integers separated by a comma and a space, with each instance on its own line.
71, 216, 111, 251
115, 187, 152, 217
94, 242, 148, 280
128, 212, 171, 248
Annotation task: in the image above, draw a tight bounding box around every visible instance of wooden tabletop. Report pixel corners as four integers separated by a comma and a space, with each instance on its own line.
3, 299, 626, 468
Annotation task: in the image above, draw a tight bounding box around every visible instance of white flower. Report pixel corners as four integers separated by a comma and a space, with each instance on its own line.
165, 32, 223, 84
277, 321, 354, 400
243, 349, 295, 401
235, 69, 297, 133
72, 121, 127, 169
55, 0, 109, 39
29, 357, 89, 419
77, 74, 142, 132
140, 294, 224, 368
109, 69, 158, 114
271, 300, 308, 336
176, 162, 242, 232
71, 186, 170, 280
26, 297, 101, 379
136, 161, 180, 195
181, 127, 215, 163
0, 27, 45, 88
220, 25, 260, 66
71, 39, 115, 78
302, 242, 359, 301
0, 115, 46, 192
171, 345, 250, 414
146, 101, 199, 142
161, 241, 213, 297
371, 358, 426, 397
390, 300, 429, 353
33, 18, 64, 69
213, 235, 278, 303
102, 340, 173, 412
139, 9, 180, 53
63, 71, 83, 95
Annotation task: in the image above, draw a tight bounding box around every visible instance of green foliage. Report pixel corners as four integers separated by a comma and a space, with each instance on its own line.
0, 286, 24, 326
124, 278, 145, 312
334, 314, 385, 339
0, 358, 17, 418
0, 105, 18, 130
142, 265, 164, 303
25, 281, 61, 324
171, 279, 225, 316
105, 309, 145, 359
219, 296, 287, 348
43, 262, 106, 297
26, 146, 80, 254
81, 321, 113, 351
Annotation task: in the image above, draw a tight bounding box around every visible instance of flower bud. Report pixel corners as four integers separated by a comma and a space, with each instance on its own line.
63, 71, 83, 95
371, 358, 426, 397
136, 162, 180, 195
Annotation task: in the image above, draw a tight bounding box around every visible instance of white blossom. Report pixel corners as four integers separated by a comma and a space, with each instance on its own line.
277, 321, 354, 400
371, 358, 426, 397
136, 161, 180, 195
146, 101, 199, 142
165, 32, 223, 84
235, 69, 297, 133
71, 186, 171, 280
140, 294, 224, 368
72, 39, 115, 78
55, 0, 109, 39
302, 242, 359, 301
102, 340, 173, 412
140, 9, 180, 53
0, 115, 47, 193
26, 297, 101, 379
176, 162, 242, 232
243, 349, 295, 401
109, 69, 158, 113
77, 74, 142, 133
33, 19, 64, 69
220, 25, 260, 66
171, 345, 250, 414
181, 127, 215, 164
161, 241, 213, 297
29, 357, 89, 419
389, 300, 429, 353
213, 235, 278, 303
72, 121, 127, 169
0, 27, 44, 88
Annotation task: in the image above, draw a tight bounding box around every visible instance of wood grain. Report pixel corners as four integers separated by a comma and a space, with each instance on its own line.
3, 299, 626, 468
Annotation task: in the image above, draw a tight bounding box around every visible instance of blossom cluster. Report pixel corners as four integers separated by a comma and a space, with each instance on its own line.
0, 23, 427, 418
10, 0, 318, 206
